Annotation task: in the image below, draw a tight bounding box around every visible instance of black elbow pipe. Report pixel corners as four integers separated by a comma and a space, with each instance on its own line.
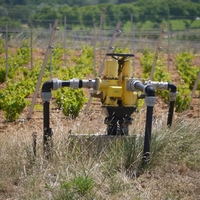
145, 85, 156, 96
41, 80, 54, 159
168, 83, 177, 93
42, 80, 53, 92
167, 83, 177, 126
42, 79, 70, 158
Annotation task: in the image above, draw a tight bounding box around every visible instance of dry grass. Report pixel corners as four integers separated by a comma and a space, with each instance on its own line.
0, 111, 199, 200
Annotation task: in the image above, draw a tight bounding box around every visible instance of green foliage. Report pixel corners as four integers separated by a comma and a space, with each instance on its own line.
0, 89, 26, 121
173, 52, 200, 112
0, 72, 37, 121
175, 84, 192, 112
0, 43, 94, 121
59, 175, 94, 199
55, 88, 86, 118
175, 52, 200, 90
0, 67, 6, 83
53, 45, 93, 118
0, 39, 5, 54
26, 0, 200, 30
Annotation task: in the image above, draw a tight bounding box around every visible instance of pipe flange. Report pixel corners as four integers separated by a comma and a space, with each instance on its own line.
41, 92, 52, 102
70, 78, 80, 89
169, 91, 178, 101
145, 96, 156, 107
52, 78, 62, 90
127, 79, 141, 91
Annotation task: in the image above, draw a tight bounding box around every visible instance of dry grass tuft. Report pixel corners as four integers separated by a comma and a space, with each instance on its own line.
0, 112, 199, 199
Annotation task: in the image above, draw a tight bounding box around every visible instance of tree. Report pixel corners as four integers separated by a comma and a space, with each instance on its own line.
137, 0, 169, 23
31, 6, 61, 28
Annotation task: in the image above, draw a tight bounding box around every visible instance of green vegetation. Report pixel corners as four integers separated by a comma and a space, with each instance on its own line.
0, 42, 93, 121
0, 0, 200, 31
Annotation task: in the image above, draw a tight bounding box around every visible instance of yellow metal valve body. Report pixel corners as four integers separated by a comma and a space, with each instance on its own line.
122, 60, 133, 77
104, 59, 118, 79
97, 58, 137, 107
122, 78, 138, 106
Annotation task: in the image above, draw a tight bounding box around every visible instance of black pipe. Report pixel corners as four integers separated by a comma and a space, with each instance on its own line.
41, 80, 54, 159
167, 83, 177, 126
143, 85, 156, 164
62, 81, 70, 87
41, 80, 53, 92
134, 81, 145, 92
43, 101, 53, 159
145, 85, 155, 97
168, 83, 177, 93
167, 101, 175, 126
143, 106, 153, 163
41, 79, 71, 158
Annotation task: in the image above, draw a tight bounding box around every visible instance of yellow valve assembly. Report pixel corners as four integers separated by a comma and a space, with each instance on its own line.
93, 53, 136, 135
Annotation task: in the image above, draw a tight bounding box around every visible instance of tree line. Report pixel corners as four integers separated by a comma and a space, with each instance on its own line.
0, 0, 200, 30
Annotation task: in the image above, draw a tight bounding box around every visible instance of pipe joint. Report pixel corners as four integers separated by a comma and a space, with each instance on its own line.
127, 79, 144, 92
41, 80, 53, 92
169, 91, 178, 101
52, 78, 62, 90
145, 96, 156, 107
149, 81, 169, 90
168, 83, 177, 93
41, 92, 52, 102
69, 78, 80, 89
145, 85, 156, 96
82, 79, 97, 89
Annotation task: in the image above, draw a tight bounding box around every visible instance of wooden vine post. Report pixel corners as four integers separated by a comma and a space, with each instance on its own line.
150, 23, 166, 80
27, 19, 59, 119
190, 70, 200, 113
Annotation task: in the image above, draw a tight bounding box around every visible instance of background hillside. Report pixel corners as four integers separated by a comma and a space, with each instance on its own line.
1, 0, 200, 32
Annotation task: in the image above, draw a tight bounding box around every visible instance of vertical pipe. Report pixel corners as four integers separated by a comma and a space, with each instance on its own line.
167, 101, 175, 126
143, 106, 154, 164
43, 101, 52, 159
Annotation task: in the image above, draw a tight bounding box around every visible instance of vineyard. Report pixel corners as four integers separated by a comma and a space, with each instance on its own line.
0, 33, 200, 199
0, 37, 199, 123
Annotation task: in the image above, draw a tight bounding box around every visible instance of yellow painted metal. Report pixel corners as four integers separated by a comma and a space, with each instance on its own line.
98, 57, 137, 107
104, 59, 118, 79
108, 86, 122, 98
97, 78, 118, 90
122, 78, 138, 106
105, 96, 118, 106
122, 60, 133, 77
